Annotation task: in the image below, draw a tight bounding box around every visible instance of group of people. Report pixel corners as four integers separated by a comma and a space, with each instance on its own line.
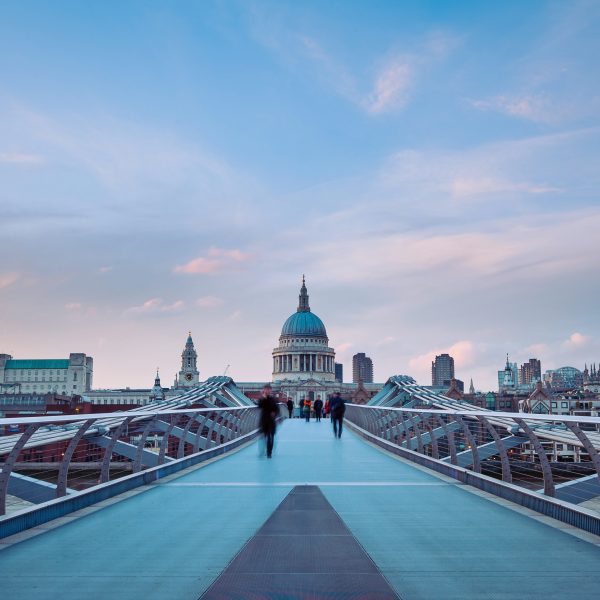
258, 386, 347, 458
286, 396, 324, 421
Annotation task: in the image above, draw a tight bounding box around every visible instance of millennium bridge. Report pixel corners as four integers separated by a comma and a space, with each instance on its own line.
1, 375, 600, 599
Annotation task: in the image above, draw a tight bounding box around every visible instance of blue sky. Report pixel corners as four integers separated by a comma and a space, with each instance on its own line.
1, 1, 599, 390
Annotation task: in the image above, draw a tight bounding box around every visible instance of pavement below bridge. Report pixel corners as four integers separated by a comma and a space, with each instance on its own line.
1, 418, 600, 599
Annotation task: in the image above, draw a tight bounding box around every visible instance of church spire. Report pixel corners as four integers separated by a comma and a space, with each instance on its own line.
178, 332, 199, 387
297, 275, 311, 313
469, 378, 475, 395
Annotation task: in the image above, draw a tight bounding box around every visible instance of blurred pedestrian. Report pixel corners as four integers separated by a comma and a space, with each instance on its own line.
258, 384, 278, 458
330, 391, 346, 438
303, 397, 312, 422
314, 396, 323, 422
286, 397, 294, 419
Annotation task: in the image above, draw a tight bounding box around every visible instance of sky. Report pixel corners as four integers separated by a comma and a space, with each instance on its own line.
1, 0, 599, 391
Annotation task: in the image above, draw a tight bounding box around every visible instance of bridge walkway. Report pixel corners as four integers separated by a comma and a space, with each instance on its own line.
1, 419, 599, 599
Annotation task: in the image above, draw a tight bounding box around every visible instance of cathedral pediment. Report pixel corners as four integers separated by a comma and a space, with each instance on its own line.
297, 378, 328, 387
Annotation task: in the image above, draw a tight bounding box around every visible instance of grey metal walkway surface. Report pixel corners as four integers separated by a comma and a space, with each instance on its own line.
1, 419, 600, 599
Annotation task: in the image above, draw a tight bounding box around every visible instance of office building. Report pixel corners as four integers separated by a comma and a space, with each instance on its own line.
432, 353, 454, 387
353, 353, 373, 383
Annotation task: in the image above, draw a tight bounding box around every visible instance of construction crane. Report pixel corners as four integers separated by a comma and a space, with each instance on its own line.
223, 365, 230, 376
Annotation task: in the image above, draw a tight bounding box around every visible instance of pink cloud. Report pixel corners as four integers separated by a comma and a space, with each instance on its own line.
65, 302, 82, 311
526, 343, 548, 355
409, 340, 476, 382
563, 331, 590, 348
0, 273, 19, 289
196, 296, 222, 309
125, 298, 184, 316
0, 152, 44, 165
174, 247, 250, 275
450, 177, 561, 198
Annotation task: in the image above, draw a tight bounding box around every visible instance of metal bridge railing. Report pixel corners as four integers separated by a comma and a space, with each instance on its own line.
0, 406, 260, 517
345, 404, 600, 506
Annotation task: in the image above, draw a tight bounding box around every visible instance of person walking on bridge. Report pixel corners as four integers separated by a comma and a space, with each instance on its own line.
303, 397, 312, 422
258, 384, 278, 458
313, 396, 323, 422
330, 392, 346, 438
286, 397, 294, 419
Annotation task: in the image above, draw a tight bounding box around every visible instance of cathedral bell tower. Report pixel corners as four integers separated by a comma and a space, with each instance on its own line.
178, 332, 200, 387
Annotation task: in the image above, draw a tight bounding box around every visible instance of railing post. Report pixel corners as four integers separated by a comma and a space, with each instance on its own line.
177, 413, 200, 459
407, 413, 424, 453
56, 419, 95, 497
478, 416, 513, 483
427, 423, 439, 459
158, 415, 181, 465
515, 418, 555, 497
0, 423, 41, 516
454, 415, 481, 473
100, 417, 133, 484
193, 414, 210, 453
564, 421, 600, 482
436, 414, 458, 465
133, 416, 159, 472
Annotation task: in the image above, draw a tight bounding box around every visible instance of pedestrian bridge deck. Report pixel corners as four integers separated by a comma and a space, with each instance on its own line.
1, 419, 599, 599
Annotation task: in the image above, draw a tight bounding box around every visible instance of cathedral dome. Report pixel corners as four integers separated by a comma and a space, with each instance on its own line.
273, 277, 335, 383
281, 311, 327, 338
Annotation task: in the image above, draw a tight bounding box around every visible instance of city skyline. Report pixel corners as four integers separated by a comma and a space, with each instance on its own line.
1, 1, 599, 390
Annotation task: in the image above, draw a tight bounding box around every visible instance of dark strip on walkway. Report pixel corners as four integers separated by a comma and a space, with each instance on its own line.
200, 485, 400, 600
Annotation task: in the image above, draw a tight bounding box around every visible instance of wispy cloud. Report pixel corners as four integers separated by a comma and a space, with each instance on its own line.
247, 6, 458, 116
125, 298, 185, 317
450, 177, 561, 198
0, 152, 44, 165
174, 247, 251, 275
226, 309, 242, 322
364, 58, 413, 114
308, 209, 600, 285
470, 94, 554, 123
196, 296, 223, 309
99, 266, 113, 273
0, 273, 20, 289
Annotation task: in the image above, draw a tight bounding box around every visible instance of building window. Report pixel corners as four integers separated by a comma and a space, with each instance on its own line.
561, 402, 568, 408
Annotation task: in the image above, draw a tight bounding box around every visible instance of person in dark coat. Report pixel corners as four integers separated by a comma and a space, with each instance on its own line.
313, 396, 323, 422
286, 398, 294, 419
330, 392, 346, 438
258, 384, 278, 458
